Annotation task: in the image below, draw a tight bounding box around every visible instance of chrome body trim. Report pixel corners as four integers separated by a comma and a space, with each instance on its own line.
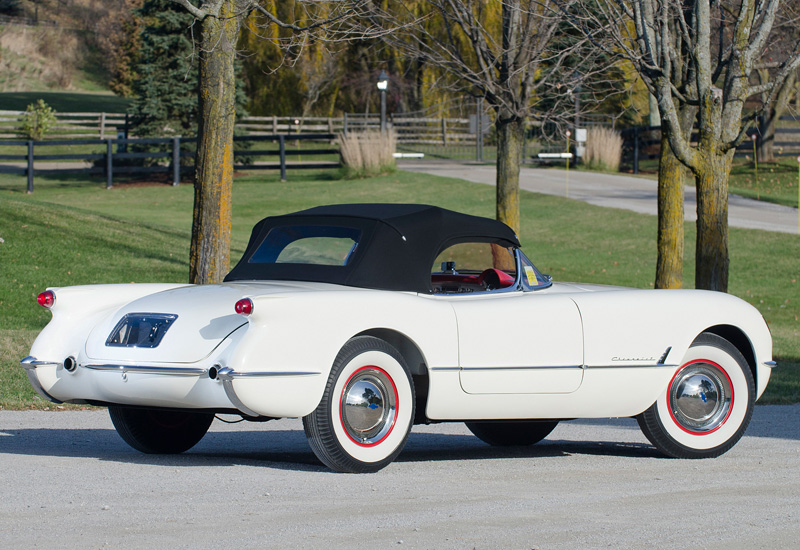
20, 356, 61, 370
588, 363, 678, 370
764, 361, 778, 369
82, 363, 209, 377
460, 365, 584, 371
435, 363, 677, 372
215, 369, 322, 379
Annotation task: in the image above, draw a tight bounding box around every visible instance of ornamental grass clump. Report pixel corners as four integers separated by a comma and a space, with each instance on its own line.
584, 127, 623, 172
337, 130, 396, 178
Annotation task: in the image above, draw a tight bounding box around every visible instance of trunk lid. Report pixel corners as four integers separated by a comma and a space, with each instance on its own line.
84, 283, 280, 363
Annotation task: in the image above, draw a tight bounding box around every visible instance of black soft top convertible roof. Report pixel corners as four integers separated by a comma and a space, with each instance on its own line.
224, 203, 520, 293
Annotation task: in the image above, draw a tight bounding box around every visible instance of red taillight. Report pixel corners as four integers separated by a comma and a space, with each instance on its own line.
37, 290, 56, 308
235, 298, 253, 316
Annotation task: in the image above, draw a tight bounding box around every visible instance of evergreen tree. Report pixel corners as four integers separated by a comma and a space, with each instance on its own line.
128, 0, 198, 138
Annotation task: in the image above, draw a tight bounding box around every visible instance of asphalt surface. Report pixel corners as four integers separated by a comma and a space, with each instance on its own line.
2, 405, 799, 549
400, 161, 800, 234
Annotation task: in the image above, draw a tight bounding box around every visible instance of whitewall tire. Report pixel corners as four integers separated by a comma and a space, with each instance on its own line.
637, 333, 755, 458
303, 336, 415, 473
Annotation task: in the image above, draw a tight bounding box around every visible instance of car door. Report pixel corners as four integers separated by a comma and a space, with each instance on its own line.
431, 242, 584, 394
450, 291, 584, 394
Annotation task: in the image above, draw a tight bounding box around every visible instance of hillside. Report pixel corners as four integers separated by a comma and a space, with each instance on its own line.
0, 0, 119, 94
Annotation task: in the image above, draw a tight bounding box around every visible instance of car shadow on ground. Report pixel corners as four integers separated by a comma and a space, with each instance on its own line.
2, 405, 794, 471
0, 426, 660, 472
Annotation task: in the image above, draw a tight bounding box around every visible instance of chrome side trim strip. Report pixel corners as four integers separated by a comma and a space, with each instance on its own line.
764, 361, 778, 369
588, 363, 679, 370
82, 364, 209, 377
216, 370, 321, 379
460, 365, 584, 371
434, 363, 676, 372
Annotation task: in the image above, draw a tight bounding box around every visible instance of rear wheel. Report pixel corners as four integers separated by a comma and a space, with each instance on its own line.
465, 420, 559, 446
637, 333, 755, 459
109, 406, 214, 454
303, 336, 415, 473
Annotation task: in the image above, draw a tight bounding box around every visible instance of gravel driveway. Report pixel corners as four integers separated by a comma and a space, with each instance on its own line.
1, 405, 798, 549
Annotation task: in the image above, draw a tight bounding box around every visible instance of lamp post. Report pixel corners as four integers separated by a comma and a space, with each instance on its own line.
377, 70, 388, 133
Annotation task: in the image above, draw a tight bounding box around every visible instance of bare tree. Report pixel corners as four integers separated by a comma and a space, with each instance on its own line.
571, 0, 800, 291
169, 0, 374, 284
753, 4, 800, 162
361, 0, 601, 234
756, 69, 797, 162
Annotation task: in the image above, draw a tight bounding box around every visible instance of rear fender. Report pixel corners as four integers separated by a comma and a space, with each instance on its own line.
29, 283, 190, 366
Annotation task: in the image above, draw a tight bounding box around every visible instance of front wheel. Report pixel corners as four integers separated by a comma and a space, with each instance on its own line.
637, 333, 755, 459
109, 406, 214, 454
465, 420, 559, 446
303, 336, 415, 473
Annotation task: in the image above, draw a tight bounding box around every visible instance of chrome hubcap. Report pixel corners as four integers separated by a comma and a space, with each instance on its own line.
341, 368, 397, 444
669, 362, 732, 433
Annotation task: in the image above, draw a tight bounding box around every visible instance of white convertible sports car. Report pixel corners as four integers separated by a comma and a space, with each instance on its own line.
23, 204, 775, 472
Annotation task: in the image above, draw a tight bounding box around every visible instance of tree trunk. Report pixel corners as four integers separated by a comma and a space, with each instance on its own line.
189, 3, 238, 285
495, 116, 524, 235
694, 151, 734, 292
655, 133, 685, 289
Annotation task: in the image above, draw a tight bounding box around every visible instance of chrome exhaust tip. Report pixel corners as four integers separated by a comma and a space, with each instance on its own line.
63, 356, 77, 373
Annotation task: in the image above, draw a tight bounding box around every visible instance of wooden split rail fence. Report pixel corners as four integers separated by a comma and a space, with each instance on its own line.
1, 111, 482, 144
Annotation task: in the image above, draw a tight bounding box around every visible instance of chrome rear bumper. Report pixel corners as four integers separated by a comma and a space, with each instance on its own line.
20, 356, 320, 417
20, 356, 63, 403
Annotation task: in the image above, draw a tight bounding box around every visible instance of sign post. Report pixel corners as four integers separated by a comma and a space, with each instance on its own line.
752, 134, 758, 200
565, 130, 571, 199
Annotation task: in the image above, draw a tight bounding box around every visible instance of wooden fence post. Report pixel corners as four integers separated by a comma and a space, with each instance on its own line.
106, 139, 113, 189
172, 137, 181, 186
100, 112, 106, 139
279, 135, 286, 182
27, 140, 34, 194
441, 118, 447, 146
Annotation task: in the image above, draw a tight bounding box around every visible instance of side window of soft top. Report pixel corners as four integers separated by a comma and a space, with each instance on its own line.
430, 243, 517, 294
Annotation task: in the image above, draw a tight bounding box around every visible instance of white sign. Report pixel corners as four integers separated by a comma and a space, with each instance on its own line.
576, 128, 587, 143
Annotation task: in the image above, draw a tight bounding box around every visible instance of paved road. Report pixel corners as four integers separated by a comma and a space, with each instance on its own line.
400, 161, 800, 234
2, 406, 799, 549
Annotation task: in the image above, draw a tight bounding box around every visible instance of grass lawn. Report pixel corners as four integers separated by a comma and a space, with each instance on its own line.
729, 156, 800, 208
617, 155, 800, 209
1, 168, 797, 408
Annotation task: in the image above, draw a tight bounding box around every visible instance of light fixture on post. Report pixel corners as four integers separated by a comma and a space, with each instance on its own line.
377, 70, 389, 133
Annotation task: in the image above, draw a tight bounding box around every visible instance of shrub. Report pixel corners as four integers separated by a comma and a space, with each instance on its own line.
19, 99, 58, 141
337, 131, 396, 178
584, 127, 623, 172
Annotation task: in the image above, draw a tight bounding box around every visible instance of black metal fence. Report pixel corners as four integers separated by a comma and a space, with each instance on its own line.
0, 134, 339, 193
